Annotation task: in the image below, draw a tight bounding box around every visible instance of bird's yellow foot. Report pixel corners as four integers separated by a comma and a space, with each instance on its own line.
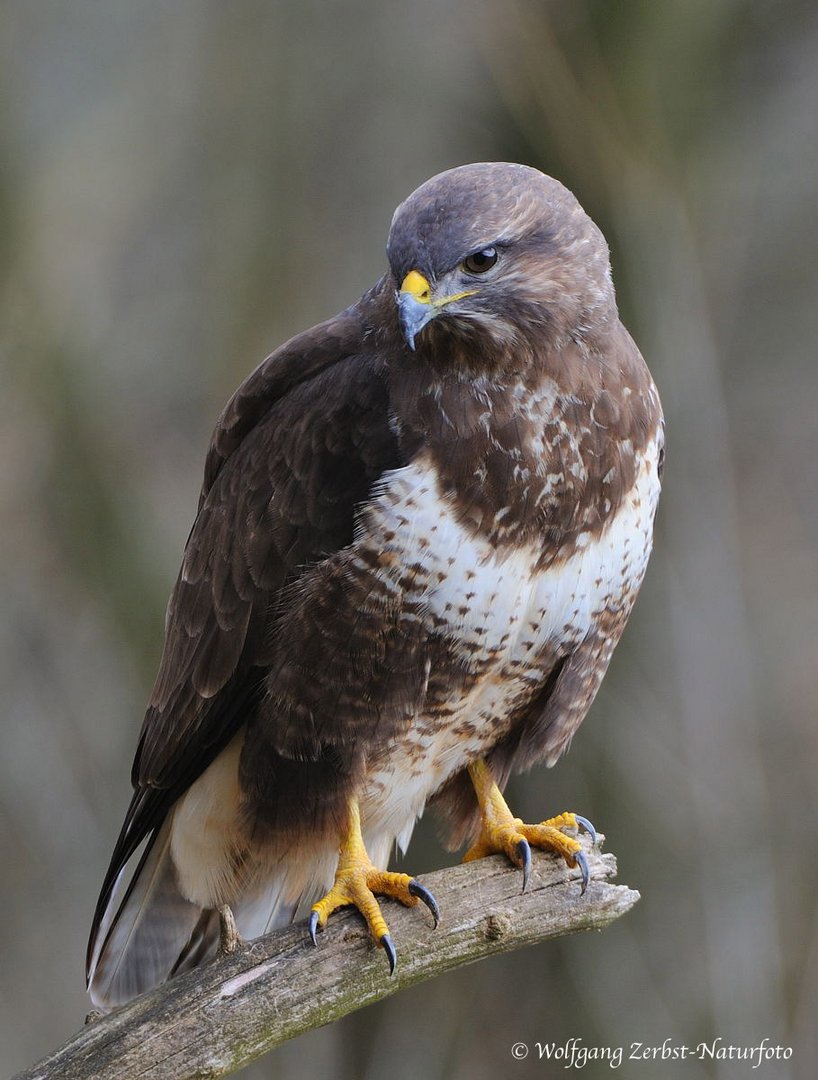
463, 759, 596, 893
308, 798, 439, 974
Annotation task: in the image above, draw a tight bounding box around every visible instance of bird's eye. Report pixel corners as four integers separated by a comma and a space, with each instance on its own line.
461, 246, 498, 274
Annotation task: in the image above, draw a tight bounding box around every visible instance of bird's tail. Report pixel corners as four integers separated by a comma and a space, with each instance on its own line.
87, 819, 300, 1012
87, 819, 209, 1010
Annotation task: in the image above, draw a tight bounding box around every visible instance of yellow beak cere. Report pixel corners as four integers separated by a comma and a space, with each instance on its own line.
400, 270, 432, 304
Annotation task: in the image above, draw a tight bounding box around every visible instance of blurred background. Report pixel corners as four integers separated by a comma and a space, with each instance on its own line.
2, 2, 817, 1078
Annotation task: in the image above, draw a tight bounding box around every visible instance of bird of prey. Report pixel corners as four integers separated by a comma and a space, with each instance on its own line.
87, 162, 663, 1009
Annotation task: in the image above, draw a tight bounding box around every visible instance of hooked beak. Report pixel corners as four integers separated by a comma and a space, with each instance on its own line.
397, 269, 476, 350
398, 270, 435, 351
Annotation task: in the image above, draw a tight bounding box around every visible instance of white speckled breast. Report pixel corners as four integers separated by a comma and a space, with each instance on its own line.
354, 438, 662, 851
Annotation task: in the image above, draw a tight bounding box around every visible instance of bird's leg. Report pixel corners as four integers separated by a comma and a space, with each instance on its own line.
308, 796, 439, 974
218, 904, 244, 955
463, 759, 596, 893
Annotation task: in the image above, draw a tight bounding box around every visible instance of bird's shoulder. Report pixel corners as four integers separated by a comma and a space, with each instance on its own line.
200, 283, 394, 506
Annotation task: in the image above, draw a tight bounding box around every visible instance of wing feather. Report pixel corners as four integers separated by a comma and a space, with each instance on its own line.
88, 287, 402, 976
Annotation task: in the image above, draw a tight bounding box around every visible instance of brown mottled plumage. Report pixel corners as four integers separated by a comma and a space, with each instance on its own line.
87, 163, 663, 1008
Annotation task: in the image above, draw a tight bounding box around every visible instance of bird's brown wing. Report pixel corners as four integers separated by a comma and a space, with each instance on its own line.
89, 294, 402, 965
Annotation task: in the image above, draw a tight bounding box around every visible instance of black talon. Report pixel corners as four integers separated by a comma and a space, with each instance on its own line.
408, 879, 440, 928
575, 815, 597, 845
517, 837, 532, 892
308, 910, 320, 946
380, 933, 397, 975
574, 849, 590, 895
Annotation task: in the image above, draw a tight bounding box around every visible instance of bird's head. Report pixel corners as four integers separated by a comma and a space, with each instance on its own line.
386, 162, 615, 372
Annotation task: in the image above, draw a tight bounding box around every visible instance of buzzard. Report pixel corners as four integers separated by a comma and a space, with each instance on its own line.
87, 162, 663, 1008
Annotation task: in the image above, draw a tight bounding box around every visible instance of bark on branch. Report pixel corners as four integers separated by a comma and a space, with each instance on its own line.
18, 836, 638, 1080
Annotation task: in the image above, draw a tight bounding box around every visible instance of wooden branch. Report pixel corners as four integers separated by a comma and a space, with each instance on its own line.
18, 837, 638, 1080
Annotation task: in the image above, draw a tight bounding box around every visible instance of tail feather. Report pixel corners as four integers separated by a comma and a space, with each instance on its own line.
87, 831, 318, 1010
232, 881, 297, 941
87, 815, 347, 1010
168, 908, 220, 978
87, 820, 204, 1010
